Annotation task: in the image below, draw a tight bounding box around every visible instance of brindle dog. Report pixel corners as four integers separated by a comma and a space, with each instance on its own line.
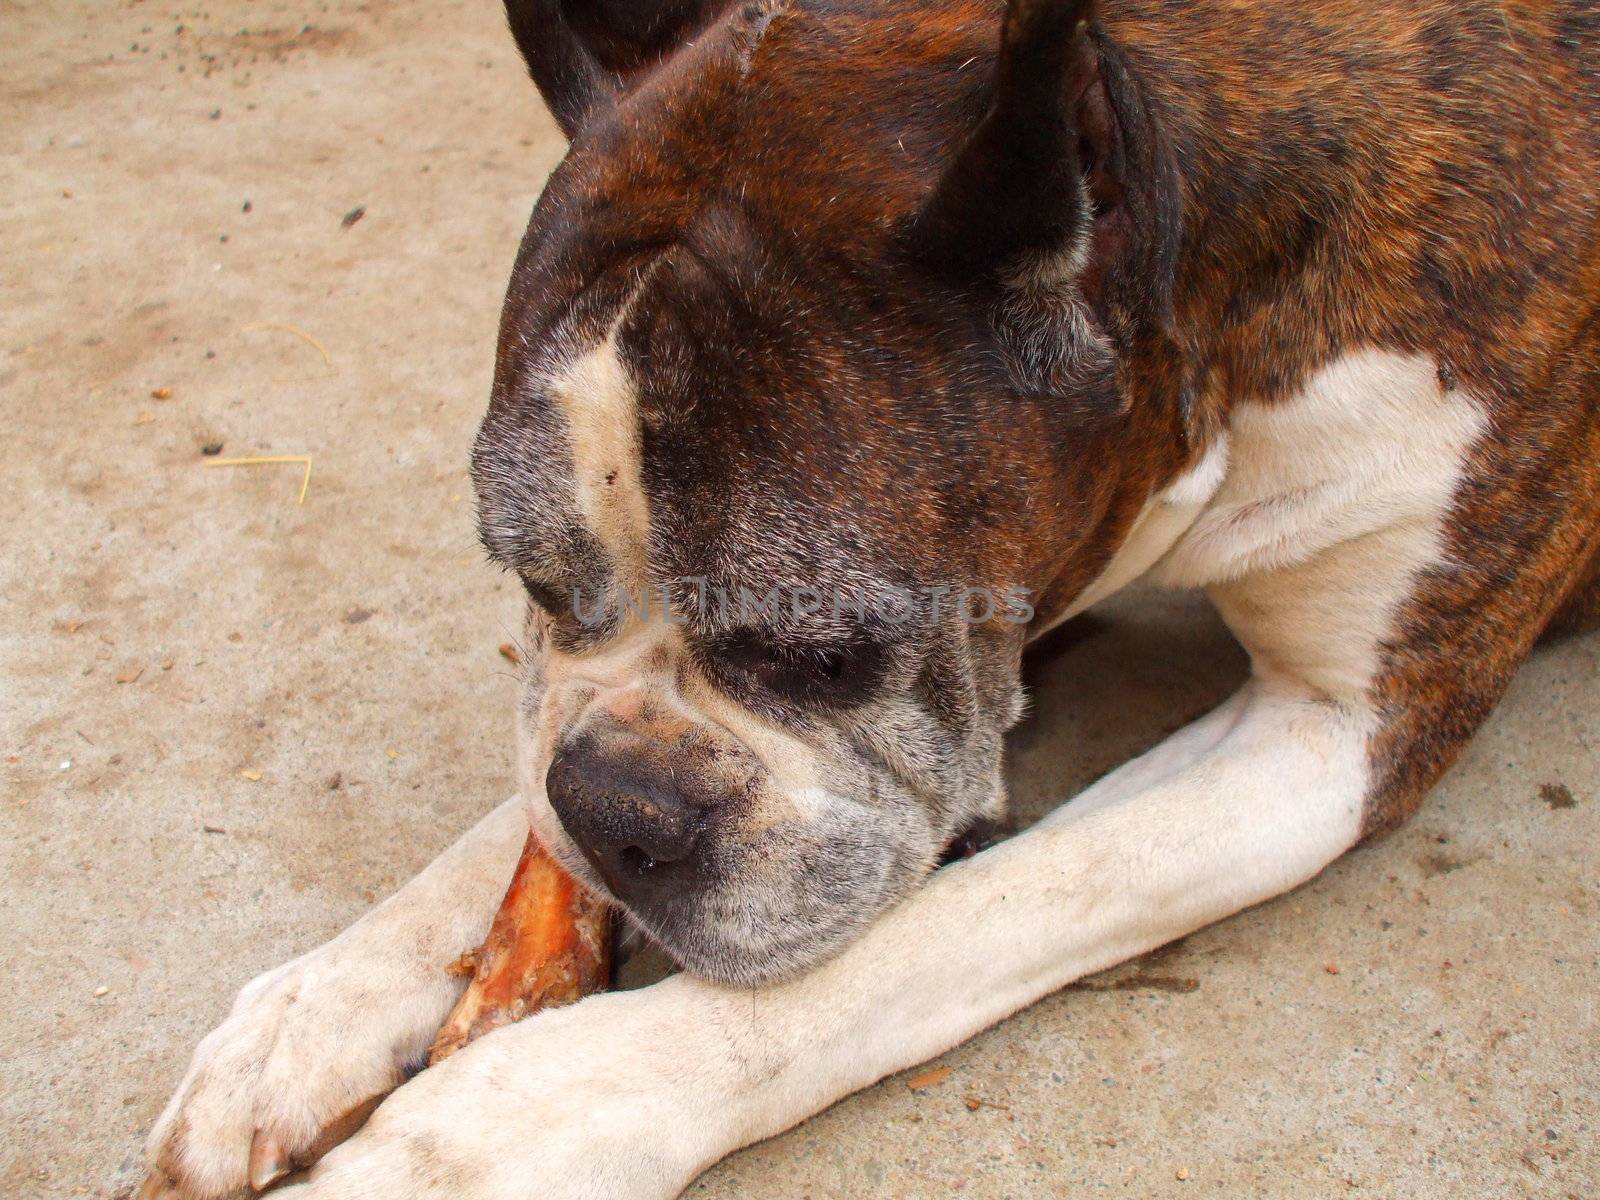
142, 1, 1599, 1197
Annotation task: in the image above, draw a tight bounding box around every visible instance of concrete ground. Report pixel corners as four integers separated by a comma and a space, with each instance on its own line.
2, 1, 1595, 1196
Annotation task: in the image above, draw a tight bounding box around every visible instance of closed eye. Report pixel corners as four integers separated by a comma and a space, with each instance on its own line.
515, 572, 618, 652
517, 572, 570, 618
699, 629, 887, 711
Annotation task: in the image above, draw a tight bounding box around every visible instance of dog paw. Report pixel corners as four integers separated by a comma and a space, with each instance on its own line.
141, 938, 468, 1200
273, 983, 740, 1200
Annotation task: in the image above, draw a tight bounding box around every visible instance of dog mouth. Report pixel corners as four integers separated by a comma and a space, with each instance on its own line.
938, 817, 1002, 866
606, 815, 1005, 984
520, 711, 1006, 984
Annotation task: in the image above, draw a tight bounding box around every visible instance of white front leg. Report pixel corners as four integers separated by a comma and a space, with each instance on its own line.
143, 797, 527, 1199
699, 680, 1369, 1159
284, 681, 1369, 1200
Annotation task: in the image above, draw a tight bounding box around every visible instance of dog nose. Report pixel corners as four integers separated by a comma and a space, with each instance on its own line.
545, 742, 704, 900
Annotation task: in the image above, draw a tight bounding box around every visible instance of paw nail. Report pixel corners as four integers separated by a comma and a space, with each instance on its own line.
248, 1132, 292, 1191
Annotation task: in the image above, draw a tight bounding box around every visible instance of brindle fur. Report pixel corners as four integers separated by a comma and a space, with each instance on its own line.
474, 0, 1599, 949
138, 3, 1600, 1195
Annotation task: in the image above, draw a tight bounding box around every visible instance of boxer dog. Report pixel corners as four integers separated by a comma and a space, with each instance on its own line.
141, 0, 1600, 1195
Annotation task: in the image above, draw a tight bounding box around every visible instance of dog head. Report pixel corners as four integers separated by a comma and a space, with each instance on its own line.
472, 0, 1190, 985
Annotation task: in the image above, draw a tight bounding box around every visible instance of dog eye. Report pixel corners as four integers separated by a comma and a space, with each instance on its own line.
786, 645, 850, 689
517, 573, 569, 616
514, 574, 616, 653
702, 632, 882, 710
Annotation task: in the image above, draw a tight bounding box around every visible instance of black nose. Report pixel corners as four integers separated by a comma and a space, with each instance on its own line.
545, 742, 705, 903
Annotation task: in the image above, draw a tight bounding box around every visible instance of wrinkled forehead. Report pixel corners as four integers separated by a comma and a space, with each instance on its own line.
472, 0, 1039, 634
493, 0, 1001, 318
474, 245, 1004, 630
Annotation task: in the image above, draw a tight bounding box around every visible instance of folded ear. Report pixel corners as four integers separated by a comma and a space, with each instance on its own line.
504, 0, 728, 135
908, 0, 1099, 279
906, 0, 1181, 394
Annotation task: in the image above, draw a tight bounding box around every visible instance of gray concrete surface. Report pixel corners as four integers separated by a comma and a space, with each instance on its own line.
2, 2, 1595, 1197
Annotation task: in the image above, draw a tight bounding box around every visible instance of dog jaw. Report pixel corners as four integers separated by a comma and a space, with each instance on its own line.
510, 631, 1000, 986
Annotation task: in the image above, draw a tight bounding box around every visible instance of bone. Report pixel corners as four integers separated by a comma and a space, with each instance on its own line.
427, 831, 611, 1065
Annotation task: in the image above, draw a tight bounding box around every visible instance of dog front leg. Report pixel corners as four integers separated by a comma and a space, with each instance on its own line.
142, 796, 527, 1200
276, 681, 1369, 1200
698, 680, 1369, 1158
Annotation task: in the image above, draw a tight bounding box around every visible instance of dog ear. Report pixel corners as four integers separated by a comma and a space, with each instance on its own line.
906, 0, 1181, 394
908, 0, 1100, 280
503, 0, 726, 136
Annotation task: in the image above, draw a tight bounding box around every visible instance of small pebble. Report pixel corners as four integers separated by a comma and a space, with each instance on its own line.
1175, 1167, 1190, 1182
94, 986, 110, 997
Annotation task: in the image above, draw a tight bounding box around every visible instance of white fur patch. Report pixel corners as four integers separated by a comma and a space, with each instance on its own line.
294, 683, 1369, 1200
548, 333, 650, 588
1045, 350, 1486, 701
1156, 350, 1487, 699
1154, 350, 1486, 589
252, 687, 1374, 1200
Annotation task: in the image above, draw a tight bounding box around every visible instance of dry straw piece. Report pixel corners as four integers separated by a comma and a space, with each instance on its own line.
204, 455, 314, 505
240, 320, 335, 378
